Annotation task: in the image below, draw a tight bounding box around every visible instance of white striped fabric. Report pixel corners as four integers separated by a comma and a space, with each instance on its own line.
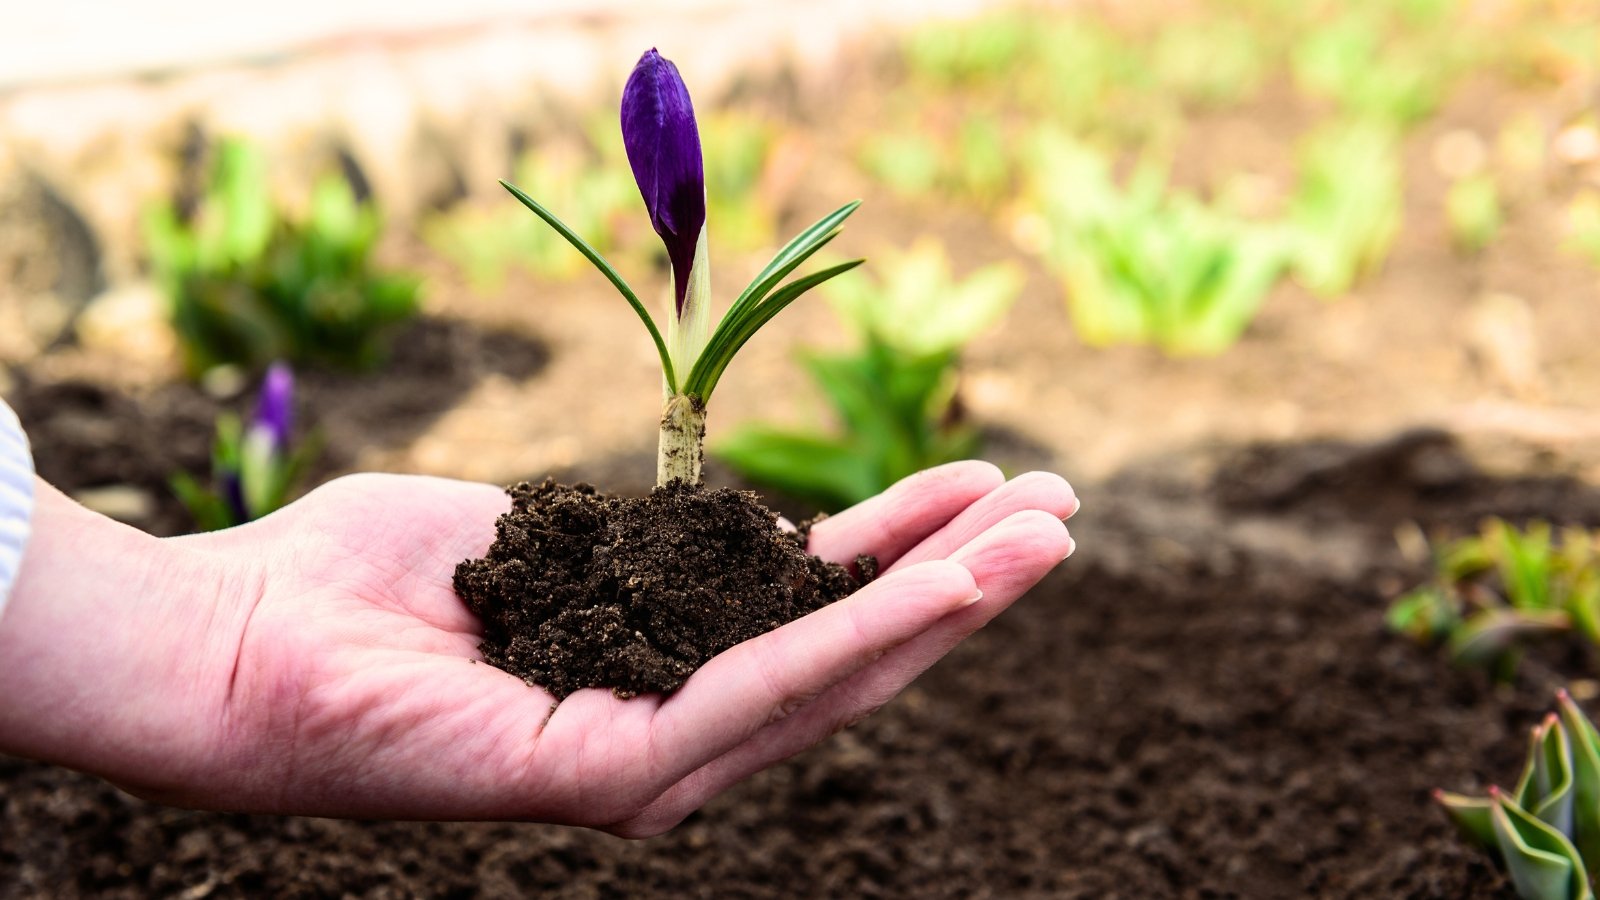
0, 398, 35, 622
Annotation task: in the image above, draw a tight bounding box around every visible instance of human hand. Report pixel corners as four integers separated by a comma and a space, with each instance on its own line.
0, 463, 1075, 835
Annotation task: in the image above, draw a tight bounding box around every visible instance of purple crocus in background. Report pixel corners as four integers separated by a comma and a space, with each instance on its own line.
172, 360, 317, 530
236, 361, 298, 522
497, 48, 864, 487
252, 361, 296, 452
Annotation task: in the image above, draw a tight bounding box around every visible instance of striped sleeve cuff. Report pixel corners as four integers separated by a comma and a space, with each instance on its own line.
0, 398, 35, 622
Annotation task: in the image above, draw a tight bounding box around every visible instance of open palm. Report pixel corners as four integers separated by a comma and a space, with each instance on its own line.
163, 462, 1075, 834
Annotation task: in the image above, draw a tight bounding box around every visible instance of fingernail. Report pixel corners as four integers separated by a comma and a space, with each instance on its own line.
958, 590, 984, 608
1063, 537, 1077, 560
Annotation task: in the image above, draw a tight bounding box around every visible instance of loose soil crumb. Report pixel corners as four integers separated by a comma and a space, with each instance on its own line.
453, 478, 869, 698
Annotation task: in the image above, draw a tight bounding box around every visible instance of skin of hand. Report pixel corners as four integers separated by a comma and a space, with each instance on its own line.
0, 461, 1075, 836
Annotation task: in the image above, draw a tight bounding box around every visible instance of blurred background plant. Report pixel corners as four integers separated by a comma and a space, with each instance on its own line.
1025, 131, 1287, 355
1389, 519, 1600, 679
1287, 122, 1404, 297
714, 238, 1020, 510
144, 138, 422, 379
1564, 192, 1600, 269
1446, 173, 1505, 254
170, 362, 321, 531
424, 122, 642, 292
1288, 5, 1462, 128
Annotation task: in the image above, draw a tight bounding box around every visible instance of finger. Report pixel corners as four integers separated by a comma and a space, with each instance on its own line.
613, 509, 1071, 836
888, 471, 1077, 574
805, 461, 1004, 568
641, 558, 980, 796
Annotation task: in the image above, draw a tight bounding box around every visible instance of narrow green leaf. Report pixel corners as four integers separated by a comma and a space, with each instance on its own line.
1515, 716, 1577, 836
726, 229, 842, 329
1491, 791, 1592, 900
695, 201, 861, 381
500, 179, 676, 392
169, 472, 237, 532
693, 230, 841, 389
741, 200, 861, 308
686, 259, 864, 401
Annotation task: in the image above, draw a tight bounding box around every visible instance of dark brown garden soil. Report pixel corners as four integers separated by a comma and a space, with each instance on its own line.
454, 478, 867, 698
5, 315, 547, 536
6, 431, 1600, 898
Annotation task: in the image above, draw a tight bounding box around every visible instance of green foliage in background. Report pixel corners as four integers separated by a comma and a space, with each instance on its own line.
1437, 691, 1600, 900
1028, 132, 1287, 355
1288, 122, 1404, 297
1149, 16, 1270, 110
426, 133, 640, 292
1388, 519, 1600, 679
1447, 173, 1505, 254
858, 113, 1013, 211
715, 239, 1020, 510
1290, 9, 1458, 127
701, 111, 784, 254
1564, 192, 1600, 269
145, 139, 420, 377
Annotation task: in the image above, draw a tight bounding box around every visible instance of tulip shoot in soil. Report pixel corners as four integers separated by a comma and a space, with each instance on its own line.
500, 49, 862, 487
1438, 691, 1600, 900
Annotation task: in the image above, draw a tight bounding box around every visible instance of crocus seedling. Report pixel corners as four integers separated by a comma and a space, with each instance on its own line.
500, 48, 863, 487
172, 361, 320, 531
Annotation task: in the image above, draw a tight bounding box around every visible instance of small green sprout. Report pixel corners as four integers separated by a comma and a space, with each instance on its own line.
505, 49, 862, 487
1388, 519, 1600, 678
715, 239, 1020, 510
1437, 691, 1600, 900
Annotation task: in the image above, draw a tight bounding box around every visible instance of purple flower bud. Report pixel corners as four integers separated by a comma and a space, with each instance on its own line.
621, 48, 705, 318
253, 362, 295, 452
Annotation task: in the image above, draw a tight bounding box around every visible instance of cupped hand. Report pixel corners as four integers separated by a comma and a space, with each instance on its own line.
129, 463, 1075, 833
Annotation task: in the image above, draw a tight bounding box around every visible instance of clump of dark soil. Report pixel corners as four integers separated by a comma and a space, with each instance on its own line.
454, 478, 869, 698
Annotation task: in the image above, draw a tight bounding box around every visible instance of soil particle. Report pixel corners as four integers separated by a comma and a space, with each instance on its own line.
454, 478, 868, 698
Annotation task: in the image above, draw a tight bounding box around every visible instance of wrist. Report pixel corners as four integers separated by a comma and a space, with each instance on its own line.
0, 479, 259, 798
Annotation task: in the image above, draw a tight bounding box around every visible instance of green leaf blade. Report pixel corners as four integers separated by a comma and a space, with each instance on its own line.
500, 179, 676, 392
1491, 792, 1592, 900
686, 259, 865, 401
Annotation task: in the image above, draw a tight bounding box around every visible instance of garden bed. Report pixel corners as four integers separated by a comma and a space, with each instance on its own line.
5, 3, 1600, 896
4, 429, 1599, 897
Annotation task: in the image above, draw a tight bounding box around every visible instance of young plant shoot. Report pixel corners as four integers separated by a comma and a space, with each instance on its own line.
171, 362, 320, 531
500, 49, 862, 487
1438, 691, 1600, 900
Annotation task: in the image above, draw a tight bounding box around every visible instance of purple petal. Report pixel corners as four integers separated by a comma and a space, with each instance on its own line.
253, 361, 295, 452
620, 48, 705, 317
